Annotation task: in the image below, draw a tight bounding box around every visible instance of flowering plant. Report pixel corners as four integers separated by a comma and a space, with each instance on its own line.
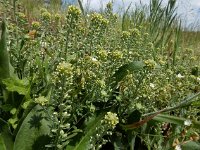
0, 1, 200, 150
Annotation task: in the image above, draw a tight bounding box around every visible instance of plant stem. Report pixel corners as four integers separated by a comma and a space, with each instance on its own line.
142, 92, 200, 117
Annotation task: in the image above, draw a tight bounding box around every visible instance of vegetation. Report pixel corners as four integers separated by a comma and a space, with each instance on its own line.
0, 0, 200, 150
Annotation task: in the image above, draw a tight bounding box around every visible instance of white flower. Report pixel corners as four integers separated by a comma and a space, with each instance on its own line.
91, 57, 98, 62
150, 83, 155, 88
177, 73, 184, 79
175, 145, 182, 150
41, 41, 47, 47
184, 120, 192, 126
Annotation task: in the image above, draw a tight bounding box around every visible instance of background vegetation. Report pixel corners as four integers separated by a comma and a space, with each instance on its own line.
0, 0, 200, 150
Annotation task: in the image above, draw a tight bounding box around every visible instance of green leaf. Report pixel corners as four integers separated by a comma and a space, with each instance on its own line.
13, 105, 52, 150
0, 20, 10, 83
192, 100, 200, 106
0, 127, 14, 150
0, 135, 6, 150
112, 61, 145, 88
182, 141, 200, 150
10, 108, 17, 115
153, 114, 185, 125
127, 110, 141, 124
122, 110, 162, 130
2, 77, 30, 95
153, 114, 200, 129
0, 104, 13, 112
66, 113, 106, 150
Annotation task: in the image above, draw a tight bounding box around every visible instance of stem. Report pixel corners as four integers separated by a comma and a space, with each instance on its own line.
142, 92, 200, 117
54, 76, 65, 149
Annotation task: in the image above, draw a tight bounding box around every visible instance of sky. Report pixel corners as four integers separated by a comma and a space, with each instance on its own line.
81, 0, 200, 28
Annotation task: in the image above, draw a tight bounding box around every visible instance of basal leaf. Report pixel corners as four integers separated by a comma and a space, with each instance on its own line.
2, 77, 30, 95
13, 105, 52, 150
0, 127, 14, 150
0, 135, 6, 150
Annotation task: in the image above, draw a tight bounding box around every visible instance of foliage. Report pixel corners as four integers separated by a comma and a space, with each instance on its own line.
0, 0, 200, 150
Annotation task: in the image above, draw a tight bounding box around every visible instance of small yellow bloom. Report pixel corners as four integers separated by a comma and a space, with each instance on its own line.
111, 50, 123, 59
56, 62, 73, 76
41, 11, 51, 21
35, 96, 48, 106
144, 59, 156, 69
104, 112, 119, 128
31, 21, 41, 29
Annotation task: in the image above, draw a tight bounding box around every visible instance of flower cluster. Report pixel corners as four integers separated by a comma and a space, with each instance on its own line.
67, 5, 81, 18
16, 12, 26, 19
97, 49, 108, 60
121, 31, 131, 40
3, 1, 200, 149
103, 112, 119, 128
35, 96, 48, 106
31, 21, 41, 29
90, 13, 109, 30
55, 13, 61, 22
41, 11, 51, 21
66, 5, 81, 24
56, 62, 73, 76
144, 59, 157, 69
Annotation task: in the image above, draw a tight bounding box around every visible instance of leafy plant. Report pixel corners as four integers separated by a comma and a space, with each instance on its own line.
0, 0, 200, 150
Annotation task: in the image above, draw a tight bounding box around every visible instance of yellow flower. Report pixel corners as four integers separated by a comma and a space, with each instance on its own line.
67, 5, 81, 18
104, 112, 119, 128
56, 62, 73, 76
144, 59, 156, 69
17, 12, 26, 19
121, 31, 130, 39
55, 13, 61, 21
91, 13, 109, 28
111, 50, 123, 59
98, 49, 108, 60
41, 11, 51, 21
35, 96, 48, 106
31, 21, 40, 29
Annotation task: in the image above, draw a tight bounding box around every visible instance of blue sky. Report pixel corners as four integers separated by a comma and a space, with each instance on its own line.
82, 0, 200, 27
